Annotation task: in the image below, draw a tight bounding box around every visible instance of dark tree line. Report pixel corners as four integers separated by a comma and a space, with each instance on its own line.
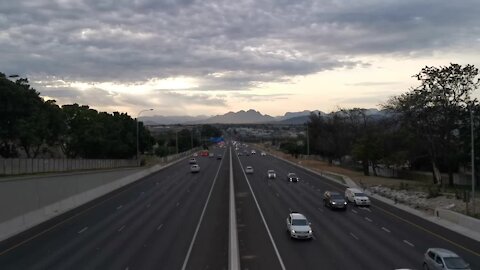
306, 63, 480, 186
0, 73, 154, 159
154, 124, 223, 157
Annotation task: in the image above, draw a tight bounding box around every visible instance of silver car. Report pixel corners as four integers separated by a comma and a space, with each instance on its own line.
423, 248, 470, 270
267, 169, 276, 179
286, 212, 312, 239
245, 166, 254, 174
190, 164, 200, 173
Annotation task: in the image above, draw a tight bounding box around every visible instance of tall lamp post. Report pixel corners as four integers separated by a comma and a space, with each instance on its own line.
471, 107, 476, 215
137, 108, 154, 166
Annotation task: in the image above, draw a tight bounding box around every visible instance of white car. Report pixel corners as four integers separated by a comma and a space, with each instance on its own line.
261, 152, 267, 156
245, 166, 254, 174
189, 158, 197, 164
190, 164, 200, 173
423, 248, 470, 270
345, 188, 371, 206
251, 150, 256, 155
267, 170, 276, 179
286, 212, 313, 239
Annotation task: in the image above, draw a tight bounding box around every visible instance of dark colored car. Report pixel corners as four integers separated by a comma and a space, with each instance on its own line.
323, 191, 347, 210
287, 173, 299, 182
217, 154, 222, 160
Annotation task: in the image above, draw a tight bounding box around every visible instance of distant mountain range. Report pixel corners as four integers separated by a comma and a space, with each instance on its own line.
140, 109, 385, 125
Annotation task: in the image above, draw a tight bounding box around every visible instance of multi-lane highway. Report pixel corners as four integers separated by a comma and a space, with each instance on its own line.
0, 144, 479, 270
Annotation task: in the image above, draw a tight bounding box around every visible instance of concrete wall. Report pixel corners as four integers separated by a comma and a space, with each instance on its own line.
434, 208, 480, 234
0, 150, 196, 242
0, 158, 137, 175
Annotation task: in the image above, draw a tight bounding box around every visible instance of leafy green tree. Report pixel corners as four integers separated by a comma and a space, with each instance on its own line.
385, 63, 479, 185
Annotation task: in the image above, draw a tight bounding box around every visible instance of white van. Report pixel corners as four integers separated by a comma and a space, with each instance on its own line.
345, 188, 371, 206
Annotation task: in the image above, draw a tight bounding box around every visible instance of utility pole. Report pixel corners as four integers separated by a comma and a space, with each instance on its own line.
176, 130, 179, 154
471, 108, 476, 216
191, 128, 194, 150
306, 124, 310, 156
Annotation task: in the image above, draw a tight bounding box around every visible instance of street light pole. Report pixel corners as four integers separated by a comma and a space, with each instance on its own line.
136, 109, 154, 166
471, 108, 476, 215
306, 124, 310, 156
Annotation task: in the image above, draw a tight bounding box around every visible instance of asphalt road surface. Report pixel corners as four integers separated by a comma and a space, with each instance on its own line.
0, 145, 479, 270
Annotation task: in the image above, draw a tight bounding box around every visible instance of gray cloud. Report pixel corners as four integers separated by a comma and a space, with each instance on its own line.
2, 0, 480, 98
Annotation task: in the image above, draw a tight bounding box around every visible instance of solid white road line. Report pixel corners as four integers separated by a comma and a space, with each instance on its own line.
403, 240, 415, 247
237, 153, 286, 270
78, 227, 88, 234
181, 148, 226, 270
382, 227, 391, 233
350, 233, 359, 240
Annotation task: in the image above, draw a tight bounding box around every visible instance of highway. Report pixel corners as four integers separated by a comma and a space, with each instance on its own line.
0, 149, 229, 270
0, 145, 479, 269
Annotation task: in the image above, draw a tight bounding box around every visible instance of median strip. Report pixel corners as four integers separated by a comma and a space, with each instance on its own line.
229, 147, 240, 270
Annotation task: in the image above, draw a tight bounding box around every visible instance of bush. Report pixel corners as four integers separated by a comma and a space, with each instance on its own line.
427, 185, 440, 198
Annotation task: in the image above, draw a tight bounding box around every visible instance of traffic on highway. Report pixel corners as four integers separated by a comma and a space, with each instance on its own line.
0, 142, 478, 270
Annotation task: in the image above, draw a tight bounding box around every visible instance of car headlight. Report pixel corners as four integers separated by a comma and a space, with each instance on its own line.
291, 229, 295, 233
344, 202, 347, 205
332, 201, 336, 204
308, 230, 312, 234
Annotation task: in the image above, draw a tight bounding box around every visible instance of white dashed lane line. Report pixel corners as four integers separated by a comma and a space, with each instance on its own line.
350, 233, 359, 240
78, 227, 88, 234
156, 224, 163, 231
116, 205, 123, 210
403, 240, 415, 247
118, 225, 126, 232
351, 209, 358, 214
382, 227, 391, 233
365, 217, 373, 222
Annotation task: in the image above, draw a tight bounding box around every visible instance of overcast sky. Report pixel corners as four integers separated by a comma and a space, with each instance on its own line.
2, 0, 480, 117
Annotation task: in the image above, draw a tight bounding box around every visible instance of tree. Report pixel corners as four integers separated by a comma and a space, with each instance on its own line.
385, 63, 479, 185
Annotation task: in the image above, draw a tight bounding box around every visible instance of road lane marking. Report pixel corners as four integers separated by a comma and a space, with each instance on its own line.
181, 148, 227, 270
351, 209, 358, 214
146, 203, 151, 208
382, 227, 391, 233
372, 204, 480, 257
0, 155, 194, 257
237, 152, 286, 270
350, 233, 359, 240
156, 224, 163, 231
116, 205, 123, 210
78, 227, 88, 234
275, 193, 280, 197
365, 217, 373, 222
359, 207, 372, 212
117, 225, 125, 232
403, 240, 415, 247
265, 153, 480, 258
176, 202, 180, 207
